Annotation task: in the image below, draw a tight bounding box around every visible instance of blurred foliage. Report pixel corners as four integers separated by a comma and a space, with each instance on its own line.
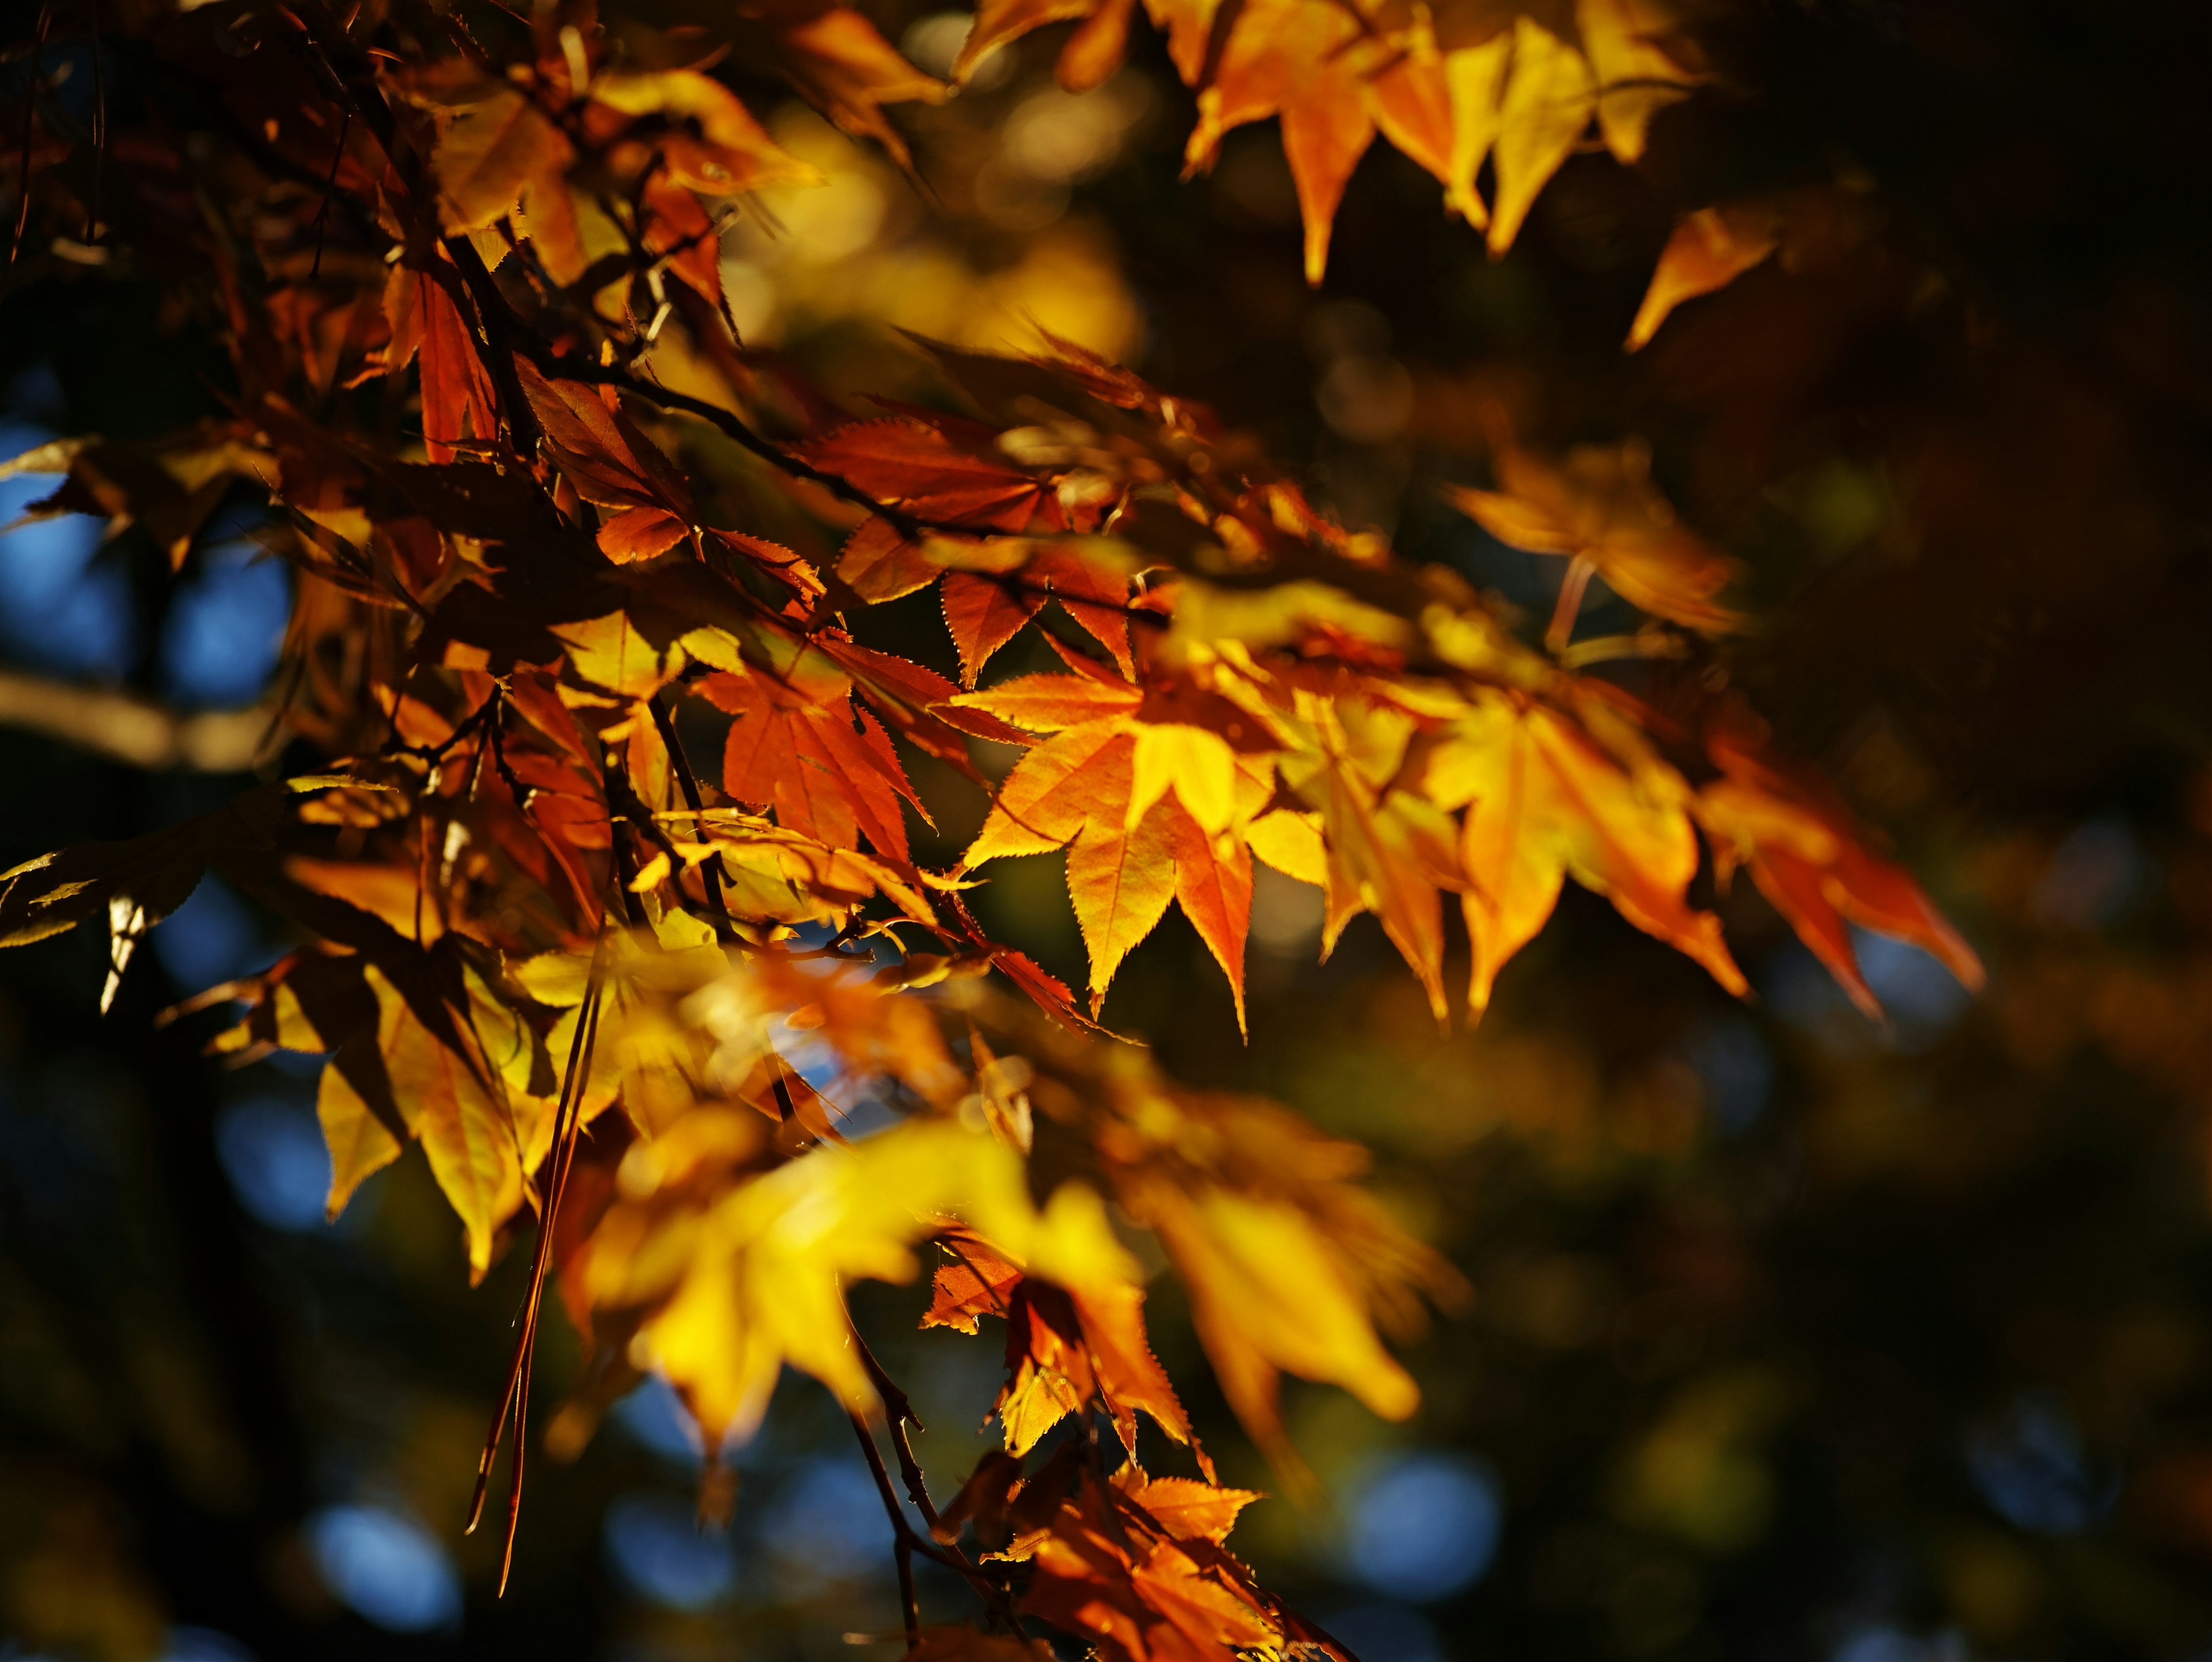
7, 1, 2212, 1661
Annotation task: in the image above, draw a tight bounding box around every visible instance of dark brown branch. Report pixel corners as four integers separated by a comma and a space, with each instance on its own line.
647, 690, 735, 940
851, 1413, 922, 1645
12, 4, 52, 264
845, 1405, 1032, 1638
85, 4, 103, 245
856, 1330, 940, 1530
519, 346, 940, 541
283, 0, 538, 453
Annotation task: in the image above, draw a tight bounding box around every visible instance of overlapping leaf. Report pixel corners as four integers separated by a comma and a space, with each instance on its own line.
955, 0, 1705, 281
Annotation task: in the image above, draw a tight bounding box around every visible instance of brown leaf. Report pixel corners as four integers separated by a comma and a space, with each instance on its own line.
925, 1235, 1025, 1333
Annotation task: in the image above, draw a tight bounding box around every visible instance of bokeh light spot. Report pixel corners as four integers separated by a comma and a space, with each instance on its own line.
763, 1456, 885, 1587
1965, 1394, 2118, 1538
604, 1491, 736, 1610
613, 1375, 708, 1464
153, 875, 274, 992
159, 1627, 259, 1662
1343, 1452, 1502, 1603
304, 1504, 462, 1632
214, 1097, 331, 1232
160, 537, 290, 709
0, 423, 138, 680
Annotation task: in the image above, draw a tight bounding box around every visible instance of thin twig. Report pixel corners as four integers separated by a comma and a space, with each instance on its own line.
520, 346, 939, 540
309, 107, 350, 279
851, 1414, 922, 1645
855, 1330, 939, 1530
846, 1404, 1031, 1637
466, 939, 608, 1592
11, 4, 53, 264
84, 2, 102, 245
646, 690, 735, 940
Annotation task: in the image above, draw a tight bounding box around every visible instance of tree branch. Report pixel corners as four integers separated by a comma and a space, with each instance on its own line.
521, 346, 941, 541
284, 0, 539, 453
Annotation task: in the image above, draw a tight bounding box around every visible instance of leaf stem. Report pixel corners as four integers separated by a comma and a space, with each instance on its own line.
1546, 555, 1596, 656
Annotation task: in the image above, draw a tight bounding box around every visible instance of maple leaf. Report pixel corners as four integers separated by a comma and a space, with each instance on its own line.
1021, 1485, 1281, 1662
931, 1449, 1028, 1547
1181, 0, 1394, 286
956, 661, 1275, 1023
0, 7, 2014, 1645
1697, 713, 1984, 1020
701, 668, 923, 860
194, 936, 537, 1280
587, 69, 823, 196
950, 0, 1701, 280
943, 571, 1047, 685
1444, 437, 1747, 641
518, 362, 702, 564
581, 1116, 1135, 1444
1, 422, 275, 569
800, 418, 1066, 532
1626, 202, 1783, 351
1423, 689, 1747, 1013
995, 1281, 1210, 1468
1093, 1080, 1459, 1482
1626, 181, 1885, 349
0, 777, 374, 1013
397, 267, 502, 465
925, 1233, 1026, 1334
321, 961, 525, 1280
415, 81, 576, 237
728, 2, 948, 166
927, 1228, 1211, 1471
1200, 656, 1461, 1018
982, 543, 1147, 680
1112, 1470, 1263, 1545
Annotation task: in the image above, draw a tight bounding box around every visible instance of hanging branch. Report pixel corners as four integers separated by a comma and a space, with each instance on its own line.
279, 0, 540, 454
10, 4, 53, 264
308, 107, 349, 279
850, 1413, 923, 1646
847, 1406, 1033, 1644
466, 938, 608, 1594
84, 0, 101, 245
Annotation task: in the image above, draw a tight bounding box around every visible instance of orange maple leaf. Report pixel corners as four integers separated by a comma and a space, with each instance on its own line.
1444, 437, 1747, 642
957, 661, 1274, 1024
1699, 714, 1983, 1020
702, 669, 925, 861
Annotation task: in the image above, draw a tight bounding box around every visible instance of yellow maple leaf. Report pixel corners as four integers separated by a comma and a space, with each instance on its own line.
591, 1118, 1136, 1445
